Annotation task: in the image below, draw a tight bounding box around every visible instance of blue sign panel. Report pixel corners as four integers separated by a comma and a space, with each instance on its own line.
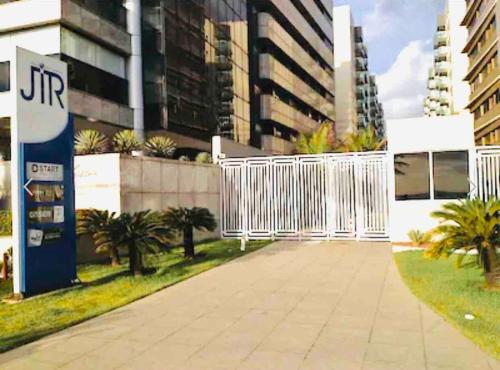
18, 116, 76, 296
13, 47, 76, 297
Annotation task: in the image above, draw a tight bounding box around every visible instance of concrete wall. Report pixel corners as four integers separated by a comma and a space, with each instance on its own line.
386, 113, 475, 242
333, 5, 357, 140
75, 154, 221, 240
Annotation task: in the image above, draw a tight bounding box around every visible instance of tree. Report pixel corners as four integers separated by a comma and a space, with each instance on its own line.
337, 127, 386, 153
164, 207, 217, 258
77, 209, 121, 266
82, 211, 172, 276
294, 123, 335, 154
426, 197, 500, 287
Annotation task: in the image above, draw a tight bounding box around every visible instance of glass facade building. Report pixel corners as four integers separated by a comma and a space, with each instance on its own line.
248, 0, 336, 153
142, 0, 250, 146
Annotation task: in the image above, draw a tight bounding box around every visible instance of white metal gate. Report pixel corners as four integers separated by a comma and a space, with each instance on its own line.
475, 146, 500, 201
219, 152, 390, 241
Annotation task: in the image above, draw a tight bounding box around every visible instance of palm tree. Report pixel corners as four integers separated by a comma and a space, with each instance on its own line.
87, 211, 172, 276
294, 123, 335, 154
337, 127, 386, 153
426, 197, 500, 287
77, 209, 121, 266
164, 207, 217, 258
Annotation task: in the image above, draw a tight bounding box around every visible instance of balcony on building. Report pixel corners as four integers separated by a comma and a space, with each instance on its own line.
435, 61, 451, 75
436, 77, 451, 90
439, 91, 451, 104
356, 57, 368, 71
215, 56, 232, 71
355, 43, 367, 58
435, 45, 450, 61
434, 31, 449, 47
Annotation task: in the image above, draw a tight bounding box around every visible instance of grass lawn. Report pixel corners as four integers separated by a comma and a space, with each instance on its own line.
0, 239, 271, 353
394, 251, 500, 359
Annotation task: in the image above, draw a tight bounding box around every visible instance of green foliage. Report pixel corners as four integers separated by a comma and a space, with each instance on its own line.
426, 197, 500, 286
144, 136, 176, 158
164, 207, 217, 258
195, 152, 213, 163
407, 229, 431, 247
294, 123, 335, 154
337, 127, 386, 153
94, 211, 173, 275
395, 251, 500, 358
77, 209, 121, 266
112, 130, 142, 154
74, 130, 109, 155
178, 155, 190, 162
0, 211, 12, 236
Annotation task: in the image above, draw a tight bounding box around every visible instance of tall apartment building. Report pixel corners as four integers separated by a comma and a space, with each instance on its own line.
0, 0, 336, 156
248, 0, 336, 154
461, 0, 499, 144
424, 0, 469, 117
333, 6, 385, 140
0, 0, 135, 153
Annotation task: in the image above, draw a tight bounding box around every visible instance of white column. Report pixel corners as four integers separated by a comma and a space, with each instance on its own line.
125, 0, 144, 140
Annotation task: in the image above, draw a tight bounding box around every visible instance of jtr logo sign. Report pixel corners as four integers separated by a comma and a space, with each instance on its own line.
20, 63, 65, 109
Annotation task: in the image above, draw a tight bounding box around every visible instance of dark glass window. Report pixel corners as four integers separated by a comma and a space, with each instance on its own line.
72, 0, 126, 28
60, 55, 128, 105
0, 61, 10, 92
395, 153, 430, 201
433, 151, 470, 199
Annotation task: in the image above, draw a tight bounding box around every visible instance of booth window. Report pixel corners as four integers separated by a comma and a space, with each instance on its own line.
0, 62, 9, 92
395, 153, 430, 200
433, 151, 469, 199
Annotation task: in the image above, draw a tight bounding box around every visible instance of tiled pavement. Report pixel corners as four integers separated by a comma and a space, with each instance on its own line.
0, 241, 498, 370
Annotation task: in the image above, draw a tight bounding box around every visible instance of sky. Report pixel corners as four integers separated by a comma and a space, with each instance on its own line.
334, 0, 446, 119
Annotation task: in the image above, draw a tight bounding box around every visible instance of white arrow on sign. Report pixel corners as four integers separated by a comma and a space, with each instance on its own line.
24, 178, 33, 196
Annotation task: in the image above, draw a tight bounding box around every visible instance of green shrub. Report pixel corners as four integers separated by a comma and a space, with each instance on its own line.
195, 152, 212, 164
113, 130, 142, 154
164, 207, 217, 258
407, 229, 430, 247
178, 155, 190, 162
74, 130, 109, 155
144, 136, 176, 158
0, 210, 12, 236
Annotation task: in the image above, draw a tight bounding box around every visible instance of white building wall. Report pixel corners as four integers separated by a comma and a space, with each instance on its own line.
448, 0, 470, 114
0, 0, 61, 33
0, 26, 62, 119
386, 113, 475, 242
333, 5, 357, 140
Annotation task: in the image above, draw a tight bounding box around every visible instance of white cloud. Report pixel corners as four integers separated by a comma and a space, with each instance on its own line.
362, 0, 443, 43
376, 40, 433, 119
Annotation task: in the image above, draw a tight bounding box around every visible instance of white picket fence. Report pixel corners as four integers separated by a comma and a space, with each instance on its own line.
219, 152, 390, 241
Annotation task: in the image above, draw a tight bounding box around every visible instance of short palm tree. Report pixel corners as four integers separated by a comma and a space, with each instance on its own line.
77, 209, 121, 266
144, 136, 176, 158
91, 211, 172, 276
426, 197, 500, 287
74, 130, 109, 155
164, 207, 217, 258
294, 123, 335, 154
113, 130, 142, 154
337, 127, 386, 153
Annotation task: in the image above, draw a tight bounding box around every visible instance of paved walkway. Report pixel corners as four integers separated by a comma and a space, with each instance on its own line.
0, 241, 498, 370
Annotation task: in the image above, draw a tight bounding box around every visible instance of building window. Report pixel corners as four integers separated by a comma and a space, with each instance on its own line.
0, 61, 9, 92
433, 151, 470, 199
60, 54, 128, 105
395, 153, 430, 200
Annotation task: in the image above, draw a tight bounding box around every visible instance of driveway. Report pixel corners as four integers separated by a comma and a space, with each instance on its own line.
0, 241, 498, 370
